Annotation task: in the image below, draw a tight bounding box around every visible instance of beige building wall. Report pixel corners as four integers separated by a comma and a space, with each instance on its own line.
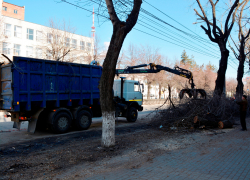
0, 1, 94, 64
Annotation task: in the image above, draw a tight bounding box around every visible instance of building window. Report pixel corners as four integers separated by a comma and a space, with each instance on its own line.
36, 31, 43, 42
14, 9, 18, 14
26, 28, 34, 40
3, 42, 11, 55
36, 48, 43, 58
87, 42, 91, 51
72, 39, 77, 49
26, 46, 33, 57
2, 6, 7, 11
47, 33, 53, 43
46, 50, 52, 60
80, 41, 85, 50
65, 38, 70, 47
13, 44, 21, 56
55, 35, 60, 44
4, 24, 11, 37
14, 26, 22, 38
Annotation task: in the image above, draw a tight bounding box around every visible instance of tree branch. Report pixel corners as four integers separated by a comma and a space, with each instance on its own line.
208, 0, 221, 39
105, 0, 120, 25
228, 40, 239, 59
200, 25, 217, 43
230, 34, 240, 52
224, 0, 239, 38
125, 0, 142, 33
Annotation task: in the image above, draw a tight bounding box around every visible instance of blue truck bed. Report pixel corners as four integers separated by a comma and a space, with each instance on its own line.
1, 56, 102, 112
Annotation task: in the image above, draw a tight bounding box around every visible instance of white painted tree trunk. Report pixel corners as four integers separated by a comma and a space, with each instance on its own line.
102, 111, 115, 147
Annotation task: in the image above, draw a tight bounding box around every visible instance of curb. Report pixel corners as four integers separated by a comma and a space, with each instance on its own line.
0, 128, 27, 133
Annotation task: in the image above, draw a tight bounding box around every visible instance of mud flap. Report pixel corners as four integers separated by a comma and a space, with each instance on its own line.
28, 119, 38, 133
28, 109, 44, 133
13, 122, 21, 130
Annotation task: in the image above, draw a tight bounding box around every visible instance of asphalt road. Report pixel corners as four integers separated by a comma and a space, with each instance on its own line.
0, 104, 166, 146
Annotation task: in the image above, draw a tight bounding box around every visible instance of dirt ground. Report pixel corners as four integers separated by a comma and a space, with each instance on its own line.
0, 112, 235, 180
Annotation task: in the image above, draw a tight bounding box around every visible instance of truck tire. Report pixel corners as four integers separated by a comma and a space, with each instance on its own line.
74, 110, 92, 130
51, 112, 72, 133
126, 107, 138, 122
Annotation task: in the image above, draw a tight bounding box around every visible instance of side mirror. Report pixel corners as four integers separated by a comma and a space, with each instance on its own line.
141, 84, 144, 93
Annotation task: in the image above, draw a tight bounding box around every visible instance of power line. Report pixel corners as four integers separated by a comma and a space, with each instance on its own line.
61, 0, 238, 71
138, 13, 220, 54
143, 0, 215, 45
64, 0, 222, 58
134, 28, 237, 70
122, 0, 216, 45
137, 22, 221, 59
138, 19, 221, 58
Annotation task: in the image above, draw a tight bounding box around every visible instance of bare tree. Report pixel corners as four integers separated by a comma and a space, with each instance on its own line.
194, 0, 240, 96
203, 64, 217, 92
98, 0, 142, 147
42, 18, 76, 61
40, 18, 93, 63
229, 0, 250, 100
226, 77, 237, 96
86, 34, 106, 64
139, 45, 163, 99
122, 43, 140, 80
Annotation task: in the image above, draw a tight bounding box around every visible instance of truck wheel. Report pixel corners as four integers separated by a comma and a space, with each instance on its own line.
51, 112, 72, 133
74, 110, 92, 130
126, 107, 138, 122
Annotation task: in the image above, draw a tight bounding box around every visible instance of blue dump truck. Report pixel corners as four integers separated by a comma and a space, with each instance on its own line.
0, 57, 144, 133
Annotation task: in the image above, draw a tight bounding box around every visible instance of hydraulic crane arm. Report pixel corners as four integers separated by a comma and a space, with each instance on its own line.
116, 63, 195, 89
116, 63, 206, 99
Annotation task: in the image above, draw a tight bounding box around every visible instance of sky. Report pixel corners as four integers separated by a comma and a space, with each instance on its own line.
4, 0, 245, 79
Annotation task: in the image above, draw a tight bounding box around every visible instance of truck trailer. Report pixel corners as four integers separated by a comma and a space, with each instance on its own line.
0, 57, 143, 133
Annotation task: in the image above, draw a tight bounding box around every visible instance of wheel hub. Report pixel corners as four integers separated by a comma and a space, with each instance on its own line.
80, 116, 88, 126
58, 117, 68, 129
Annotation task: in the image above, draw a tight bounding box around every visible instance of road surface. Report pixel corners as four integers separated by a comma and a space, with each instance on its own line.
0, 104, 166, 146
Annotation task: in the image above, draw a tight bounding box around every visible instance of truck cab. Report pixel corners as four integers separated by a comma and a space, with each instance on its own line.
113, 78, 143, 122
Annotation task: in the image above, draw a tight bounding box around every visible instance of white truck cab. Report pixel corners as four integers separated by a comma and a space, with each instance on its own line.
113, 78, 143, 122
113, 79, 143, 106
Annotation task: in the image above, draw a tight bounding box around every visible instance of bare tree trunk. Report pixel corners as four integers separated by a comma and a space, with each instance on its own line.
194, 0, 240, 97
100, 25, 127, 147
101, 111, 115, 147
236, 59, 244, 100
215, 44, 229, 95
236, 38, 246, 100
159, 84, 162, 99
99, 0, 142, 147
234, 0, 250, 101
147, 83, 151, 99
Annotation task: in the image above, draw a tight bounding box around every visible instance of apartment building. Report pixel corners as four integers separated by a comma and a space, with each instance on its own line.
0, 0, 94, 64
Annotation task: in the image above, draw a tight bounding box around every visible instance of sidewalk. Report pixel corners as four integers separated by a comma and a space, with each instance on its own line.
60, 119, 250, 180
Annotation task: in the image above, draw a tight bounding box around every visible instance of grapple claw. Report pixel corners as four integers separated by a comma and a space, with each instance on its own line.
179, 89, 206, 99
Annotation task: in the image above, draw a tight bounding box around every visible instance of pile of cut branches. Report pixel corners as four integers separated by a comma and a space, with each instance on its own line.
154, 94, 240, 130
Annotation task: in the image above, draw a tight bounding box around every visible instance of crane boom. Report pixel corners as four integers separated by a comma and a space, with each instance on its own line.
116, 63, 195, 89
116, 63, 206, 99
